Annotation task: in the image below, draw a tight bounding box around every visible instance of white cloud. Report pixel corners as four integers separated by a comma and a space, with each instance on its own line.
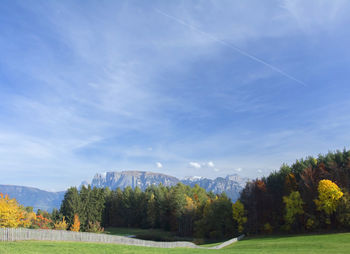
156, 162, 163, 168
235, 167, 243, 172
214, 168, 220, 172
207, 161, 215, 167
189, 162, 201, 169
257, 169, 263, 173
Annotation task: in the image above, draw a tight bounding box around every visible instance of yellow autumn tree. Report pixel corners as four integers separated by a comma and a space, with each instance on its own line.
232, 200, 247, 233
184, 195, 196, 212
20, 210, 35, 228
283, 191, 304, 231
315, 179, 343, 216
54, 216, 68, 230
0, 194, 27, 228
70, 214, 80, 232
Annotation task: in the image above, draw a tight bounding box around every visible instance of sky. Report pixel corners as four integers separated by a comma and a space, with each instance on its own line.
1, 0, 350, 191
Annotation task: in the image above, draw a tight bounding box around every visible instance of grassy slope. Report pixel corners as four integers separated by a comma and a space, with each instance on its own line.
0, 233, 349, 254
226, 233, 350, 254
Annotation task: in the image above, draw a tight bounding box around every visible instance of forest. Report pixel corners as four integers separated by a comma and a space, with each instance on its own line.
59, 183, 236, 239
1, 149, 350, 240
240, 149, 350, 234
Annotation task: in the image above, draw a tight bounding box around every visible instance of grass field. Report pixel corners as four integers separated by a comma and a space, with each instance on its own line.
0, 233, 349, 254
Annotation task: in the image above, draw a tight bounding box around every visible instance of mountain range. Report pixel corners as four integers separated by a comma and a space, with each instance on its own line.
89, 171, 248, 202
0, 171, 248, 211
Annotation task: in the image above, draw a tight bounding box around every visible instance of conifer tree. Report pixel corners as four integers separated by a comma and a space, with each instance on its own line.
60, 187, 80, 226
147, 193, 157, 228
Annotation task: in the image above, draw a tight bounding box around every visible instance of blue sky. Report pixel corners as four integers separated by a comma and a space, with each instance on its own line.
1, 0, 350, 191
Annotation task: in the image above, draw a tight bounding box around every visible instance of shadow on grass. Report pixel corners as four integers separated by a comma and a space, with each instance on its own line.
104, 227, 231, 246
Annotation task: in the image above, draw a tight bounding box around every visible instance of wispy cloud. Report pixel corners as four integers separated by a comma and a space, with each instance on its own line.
155, 8, 306, 86
0, 1, 349, 190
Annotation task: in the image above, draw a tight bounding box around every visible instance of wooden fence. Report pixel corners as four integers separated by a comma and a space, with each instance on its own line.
0, 228, 198, 248
209, 234, 245, 249
0, 228, 244, 249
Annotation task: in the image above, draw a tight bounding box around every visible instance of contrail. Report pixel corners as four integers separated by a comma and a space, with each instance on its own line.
155, 9, 306, 87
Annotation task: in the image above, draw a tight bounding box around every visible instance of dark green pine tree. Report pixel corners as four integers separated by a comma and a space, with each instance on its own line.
78, 185, 90, 229
146, 192, 157, 228
109, 188, 125, 227
102, 187, 112, 227
131, 187, 146, 227
60, 187, 80, 226
79, 185, 107, 229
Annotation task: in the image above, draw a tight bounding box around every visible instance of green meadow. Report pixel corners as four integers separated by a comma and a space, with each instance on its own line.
0, 233, 349, 254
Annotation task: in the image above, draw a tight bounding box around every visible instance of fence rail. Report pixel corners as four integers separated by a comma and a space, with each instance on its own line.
0, 228, 244, 249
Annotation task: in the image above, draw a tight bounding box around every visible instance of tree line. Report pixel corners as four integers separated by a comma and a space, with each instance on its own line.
0, 178, 238, 239
2, 149, 350, 238
59, 183, 237, 239
239, 149, 350, 234
0, 193, 81, 231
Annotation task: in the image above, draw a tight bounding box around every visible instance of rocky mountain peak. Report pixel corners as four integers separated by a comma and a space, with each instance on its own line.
84, 170, 248, 202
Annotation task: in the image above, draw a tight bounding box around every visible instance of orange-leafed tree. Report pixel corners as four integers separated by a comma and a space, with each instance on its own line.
20, 211, 35, 228
70, 214, 80, 232
31, 214, 53, 229
0, 193, 27, 228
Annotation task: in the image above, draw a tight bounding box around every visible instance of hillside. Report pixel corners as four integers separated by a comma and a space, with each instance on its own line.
0, 184, 65, 211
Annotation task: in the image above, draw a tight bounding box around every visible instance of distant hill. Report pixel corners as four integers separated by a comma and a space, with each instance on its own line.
0, 184, 65, 211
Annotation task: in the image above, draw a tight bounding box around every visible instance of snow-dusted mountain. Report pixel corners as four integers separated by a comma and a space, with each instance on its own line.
181, 174, 248, 202
90, 171, 179, 190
